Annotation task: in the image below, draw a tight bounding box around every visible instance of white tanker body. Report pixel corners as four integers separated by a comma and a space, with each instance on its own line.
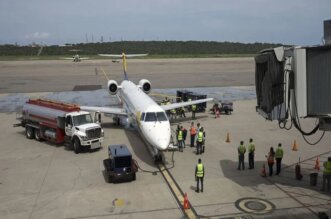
15, 99, 104, 154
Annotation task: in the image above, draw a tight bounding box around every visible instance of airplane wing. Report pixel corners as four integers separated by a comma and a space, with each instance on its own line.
98, 54, 123, 57
98, 54, 148, 58
160, 98, 214, 111
80, 106, 127, 116
62, 58, 74, 60
79, 57, 89, 60
125, 54, 148, 58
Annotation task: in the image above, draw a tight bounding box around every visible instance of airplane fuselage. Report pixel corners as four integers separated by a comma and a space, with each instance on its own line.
119, 80, 171, 151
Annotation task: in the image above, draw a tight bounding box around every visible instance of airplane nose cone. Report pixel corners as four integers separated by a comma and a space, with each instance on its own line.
142, 121, 171, 151
155, 138, 170, 150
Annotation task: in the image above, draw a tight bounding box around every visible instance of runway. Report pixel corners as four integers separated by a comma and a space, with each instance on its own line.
0, 58, 254, 93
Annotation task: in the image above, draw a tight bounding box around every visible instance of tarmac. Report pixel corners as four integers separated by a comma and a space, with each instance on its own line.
0, 59, 330, 219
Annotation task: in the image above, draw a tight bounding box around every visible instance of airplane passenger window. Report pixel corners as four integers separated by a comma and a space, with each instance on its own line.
156, 112, 168, 121
145, 112, 157, 122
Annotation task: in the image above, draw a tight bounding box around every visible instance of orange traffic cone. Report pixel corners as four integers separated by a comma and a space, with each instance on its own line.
314, 156, 320, 171
225, 132, 230, 143
183, 193, 190, 209
292, 140, 298, 151
261, 163, 266, 177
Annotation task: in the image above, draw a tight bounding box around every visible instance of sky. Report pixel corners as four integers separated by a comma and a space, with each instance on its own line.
0, 0, 330, 46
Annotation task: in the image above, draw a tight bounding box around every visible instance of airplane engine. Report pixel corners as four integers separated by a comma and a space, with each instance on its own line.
138, 79, 151, 94
107, 80, 118, 95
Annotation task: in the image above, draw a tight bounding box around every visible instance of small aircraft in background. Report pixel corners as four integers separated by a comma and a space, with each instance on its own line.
62, 49, 89, 62
81, 53, 213, 161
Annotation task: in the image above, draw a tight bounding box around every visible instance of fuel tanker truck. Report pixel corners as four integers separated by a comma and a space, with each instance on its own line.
14, 99, 104, 153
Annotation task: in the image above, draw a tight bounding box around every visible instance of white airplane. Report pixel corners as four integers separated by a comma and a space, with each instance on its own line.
62, 50, 89, 62
81, 53, 213, 161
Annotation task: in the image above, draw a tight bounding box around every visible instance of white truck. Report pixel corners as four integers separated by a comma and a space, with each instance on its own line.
14, 99, 104, 153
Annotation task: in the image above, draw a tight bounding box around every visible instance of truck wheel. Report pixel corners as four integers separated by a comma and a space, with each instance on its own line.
26, 126, 34, 139
34, 129, 42, 141
132, 173, 136, 181
73, 137, 81, 154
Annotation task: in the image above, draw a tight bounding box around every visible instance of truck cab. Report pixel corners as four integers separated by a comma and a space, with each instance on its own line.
64, 111, 103, 153
103, 144, 137, 183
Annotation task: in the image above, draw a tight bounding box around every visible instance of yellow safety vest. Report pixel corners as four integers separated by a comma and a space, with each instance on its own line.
197, 131, 203, 142
196, 163, 204, 177
192, 104, 197, 111
248, 143, 255, 153
238, 145, 246, 155
178, 130, 183, 140
275, 147, 283, 158
324, 161, 331, 174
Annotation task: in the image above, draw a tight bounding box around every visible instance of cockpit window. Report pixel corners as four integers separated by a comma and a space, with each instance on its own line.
145, 112, 157, 122
156, 112, 167, 121
144, 112, 168, 122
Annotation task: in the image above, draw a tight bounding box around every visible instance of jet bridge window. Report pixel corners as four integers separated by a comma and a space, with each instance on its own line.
144, 112, 168, 122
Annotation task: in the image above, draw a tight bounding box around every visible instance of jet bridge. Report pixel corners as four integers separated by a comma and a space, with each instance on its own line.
255, 45, 331, 134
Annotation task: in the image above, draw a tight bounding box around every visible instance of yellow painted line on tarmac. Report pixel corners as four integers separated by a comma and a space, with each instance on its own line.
157, 163, 197, 219
100, 67, 110, 81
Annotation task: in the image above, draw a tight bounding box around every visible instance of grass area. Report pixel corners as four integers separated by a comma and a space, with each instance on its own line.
0, 54, 255, 61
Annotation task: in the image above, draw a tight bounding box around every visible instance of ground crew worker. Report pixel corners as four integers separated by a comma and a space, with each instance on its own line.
321, 157, 331, 192
238, 141, 246, 170
191, 99, 197, 119
266, 147, 275, 176
275, 143, 284, 175
182, 126, 187, 148
201, 127, 206, 153
177, 126, 183, 152
195, 158, 204, 193
170, 107, 177, 119
197, 123, 201, 132
196, 128, 204, 155
190, 122, 196, 147
180, 104, 186, 118
195, 123, 201, 143
248, 138, 255, 169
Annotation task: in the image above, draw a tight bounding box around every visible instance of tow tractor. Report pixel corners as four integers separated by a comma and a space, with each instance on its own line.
103, 144, 138, 183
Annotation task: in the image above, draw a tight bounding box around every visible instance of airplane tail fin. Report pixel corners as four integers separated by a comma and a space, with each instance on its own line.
122, 53, 128, 80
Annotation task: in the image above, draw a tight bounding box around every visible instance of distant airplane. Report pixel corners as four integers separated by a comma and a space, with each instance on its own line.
62, 49, 89, 62
81, 53, 213, 161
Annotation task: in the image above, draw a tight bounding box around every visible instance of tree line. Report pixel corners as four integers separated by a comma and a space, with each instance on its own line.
0, 41, 283, 56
